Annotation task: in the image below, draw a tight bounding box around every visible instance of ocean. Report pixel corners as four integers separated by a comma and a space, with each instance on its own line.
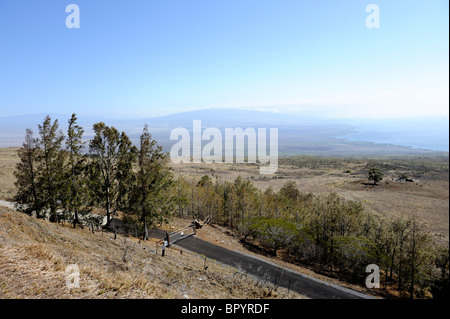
338, 117, 449, 152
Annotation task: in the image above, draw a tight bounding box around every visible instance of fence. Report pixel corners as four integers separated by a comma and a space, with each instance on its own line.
167, 223, 196, 246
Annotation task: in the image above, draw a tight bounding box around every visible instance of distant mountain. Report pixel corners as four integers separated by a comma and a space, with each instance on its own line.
0, 109, 448, 157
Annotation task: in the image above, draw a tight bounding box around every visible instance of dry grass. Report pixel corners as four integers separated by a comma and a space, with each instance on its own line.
0, 207, 307, 299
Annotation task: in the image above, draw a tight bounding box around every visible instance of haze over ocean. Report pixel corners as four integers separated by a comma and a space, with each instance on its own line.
338, 117, 449, 152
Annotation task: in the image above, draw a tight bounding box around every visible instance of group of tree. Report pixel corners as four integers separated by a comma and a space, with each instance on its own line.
14, 114, 174, 235
174, 175, 449, 299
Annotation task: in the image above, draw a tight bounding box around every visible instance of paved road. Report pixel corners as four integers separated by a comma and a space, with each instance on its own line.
150, 229, 373, 299
0, 200, 15, 210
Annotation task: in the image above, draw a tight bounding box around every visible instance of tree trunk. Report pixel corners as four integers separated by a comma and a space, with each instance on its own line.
142, 212, 148, 241
106, 190, 111, 225
389, 248, 396, 281
410, 223, 416, 299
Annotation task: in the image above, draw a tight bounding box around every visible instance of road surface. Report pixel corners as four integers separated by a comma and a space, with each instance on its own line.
149, 229, 373, 299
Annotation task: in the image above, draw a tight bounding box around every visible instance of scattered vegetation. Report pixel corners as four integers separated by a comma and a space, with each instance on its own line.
175, 175, 449, 299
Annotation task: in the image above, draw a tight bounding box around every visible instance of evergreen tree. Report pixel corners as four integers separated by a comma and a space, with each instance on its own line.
65, 113, 88, 227
37, 116, 65, 222
432, 246, 449, 299
116, 132, 137, 212
391, 217, 411, 292
279, 180, 301, 221
14, 129, 42, 217
234, 176, 260, 232
128, 125, 174, 240
89, 122, 121, 226
175, 175, 191, 218
404, 218, 433, 298
368, 167, 383, 185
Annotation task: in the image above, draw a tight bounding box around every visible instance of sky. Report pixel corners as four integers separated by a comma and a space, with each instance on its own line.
0, 0, 448, 120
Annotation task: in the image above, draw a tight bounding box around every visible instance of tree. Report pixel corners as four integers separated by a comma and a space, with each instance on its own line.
193, 175, 223, 223
279, 180, 300, 202
404, 218, 433, 298
65, 113, 87, 226
127, 125, 174, 240
37, 116, 66, 222
14, 129, 42, 217
432, 246, 449, 299
368, 167, 383, 185
89, 123, 129, 226
247, 217, 298, 255
333, 236, 379, 282
234, 176, 260, 232
197, 175, 212, 188
391, 217, 411, 291
175, 175, 191, 218
116, 132, 137, 213
304, 193, 367, 271
279, 181, 301, 221
262, 187, 277, 217
222, 181, 237, 229
373, 220, 399, 289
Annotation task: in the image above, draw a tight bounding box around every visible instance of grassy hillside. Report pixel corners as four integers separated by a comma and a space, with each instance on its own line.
0, 207, 306, 299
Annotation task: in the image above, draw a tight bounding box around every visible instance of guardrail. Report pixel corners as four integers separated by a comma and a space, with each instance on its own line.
167, 223, 196, 246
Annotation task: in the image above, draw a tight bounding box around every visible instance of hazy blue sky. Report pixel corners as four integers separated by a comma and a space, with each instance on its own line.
0, 0, 448, 119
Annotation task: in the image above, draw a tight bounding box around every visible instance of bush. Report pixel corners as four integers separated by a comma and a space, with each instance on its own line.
333, 236, 379, 281
368, 168, 383, 185
247, 217, 298, 255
